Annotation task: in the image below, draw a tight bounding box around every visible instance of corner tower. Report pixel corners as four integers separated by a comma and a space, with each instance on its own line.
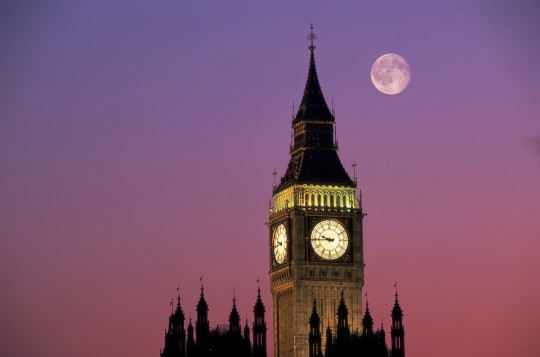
269, 26, 365, 357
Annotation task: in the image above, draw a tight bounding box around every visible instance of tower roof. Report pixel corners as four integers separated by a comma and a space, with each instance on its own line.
363, 299, 373, 333
253, 284, 266, 316
337, 292, 349, 318
197, 279, 208, 313
229, 294, 241, 325
174, 286, 185, 320
274, 25, 355, 193
392, 290, 403, 319
310, 299, 320, 325
293, 25, 334, 124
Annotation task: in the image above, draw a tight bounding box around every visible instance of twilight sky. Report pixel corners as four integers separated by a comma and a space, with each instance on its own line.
1, 1, 539, 357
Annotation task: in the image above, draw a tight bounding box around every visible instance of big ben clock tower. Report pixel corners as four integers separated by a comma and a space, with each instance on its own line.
269, 26, 365, 357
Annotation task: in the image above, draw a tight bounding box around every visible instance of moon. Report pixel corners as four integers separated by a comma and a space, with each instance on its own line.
371, 53, 411, 95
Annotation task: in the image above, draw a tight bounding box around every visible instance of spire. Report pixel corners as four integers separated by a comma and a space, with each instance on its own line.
197, 276, 208, 313
324, 323, 333, 357
309, 299, 322, 357
336, 292, 350, 343
186, 317, 195, 357
175, 285, 185, 320
252, 281, 267, 357
195, 277, 209, 356
294, 24, 334, 124
391, 285, 405, 357
229, 291, 241, 336
244, 317, 251, 338
392, 284, 403, 320
254, 279, 265, 316
362, 292, 373, 336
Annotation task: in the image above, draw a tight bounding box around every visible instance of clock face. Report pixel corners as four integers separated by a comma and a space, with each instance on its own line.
311, 219, 349, 260
273, 224, 287, 264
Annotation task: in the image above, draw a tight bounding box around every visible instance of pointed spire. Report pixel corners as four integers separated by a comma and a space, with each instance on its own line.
310, 299, 320, 325
294, 24, 333, 124
392, 283, 403, 319
363, 291, 373, 335
229, 290, 241, 335
197, 276, 208, 313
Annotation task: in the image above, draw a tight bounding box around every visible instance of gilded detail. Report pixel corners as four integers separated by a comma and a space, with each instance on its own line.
271, 184, 358, 214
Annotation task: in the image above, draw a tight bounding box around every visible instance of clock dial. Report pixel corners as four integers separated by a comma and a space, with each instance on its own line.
311, 219, 348, 260
273, 224, 287, 264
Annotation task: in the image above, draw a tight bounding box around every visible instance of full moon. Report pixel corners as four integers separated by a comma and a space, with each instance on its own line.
371, 53, 411, 95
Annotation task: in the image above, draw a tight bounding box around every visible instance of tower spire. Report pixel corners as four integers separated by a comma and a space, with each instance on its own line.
391, 286, 405, 357
293, 24, 333, 124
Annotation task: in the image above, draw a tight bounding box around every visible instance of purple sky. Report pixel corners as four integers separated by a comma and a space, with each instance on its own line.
1, 1, 539, 356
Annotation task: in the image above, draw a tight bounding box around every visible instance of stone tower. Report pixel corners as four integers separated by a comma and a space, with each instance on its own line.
269, 25, 365, 357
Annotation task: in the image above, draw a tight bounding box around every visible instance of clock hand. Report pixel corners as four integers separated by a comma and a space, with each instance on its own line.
321, 235, 335, 242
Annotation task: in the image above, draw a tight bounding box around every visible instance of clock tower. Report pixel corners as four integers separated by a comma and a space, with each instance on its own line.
269, 26, 364, 357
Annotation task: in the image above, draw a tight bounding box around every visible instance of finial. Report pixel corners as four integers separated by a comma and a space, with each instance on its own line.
170, 298, 174, 314
307, 23, 317, 50
292, 101, 295, 120
177, 285, 181, 306
394, 282, 399, 300
233, 287, 236, 305
272, 168, 277, 188
200, 275, 204, 295
331, 96, 335, 116
257, 277, 261, 296
352, 161, 358, 185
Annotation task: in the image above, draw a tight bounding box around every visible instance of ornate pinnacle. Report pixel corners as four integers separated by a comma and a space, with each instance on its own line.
308, 23, 317, 50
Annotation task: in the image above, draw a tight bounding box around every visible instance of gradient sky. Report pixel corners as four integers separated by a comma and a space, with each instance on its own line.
1, 1, 539, 357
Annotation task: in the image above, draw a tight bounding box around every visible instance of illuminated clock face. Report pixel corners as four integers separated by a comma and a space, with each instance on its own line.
311, 219, 348, 260
273, 224, 287, 264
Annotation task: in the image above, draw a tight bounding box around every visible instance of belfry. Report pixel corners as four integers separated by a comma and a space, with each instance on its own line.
268, 26, 405, 357
269, 24, 364, 357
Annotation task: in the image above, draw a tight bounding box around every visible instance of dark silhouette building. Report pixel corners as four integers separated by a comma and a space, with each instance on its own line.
160, 283, 267, 357
159, 25, 406, 357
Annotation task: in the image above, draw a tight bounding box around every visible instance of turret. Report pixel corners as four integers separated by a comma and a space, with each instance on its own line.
252, 283, 267, 357
186, 317, 195, 357
308, 299, 322, 357
195, 279, 209, 356
362, 297, 374, 336
336, 292, 350, 343
391, 288, 405, 357
228, 293, 241, 336
160, 287, 186, 357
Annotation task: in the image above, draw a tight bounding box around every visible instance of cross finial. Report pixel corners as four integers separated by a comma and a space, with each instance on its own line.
200, 275, 204, 295
308, 23, 317, 50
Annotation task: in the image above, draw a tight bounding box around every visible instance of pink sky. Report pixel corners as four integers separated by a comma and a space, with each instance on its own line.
1, 1, 539, 356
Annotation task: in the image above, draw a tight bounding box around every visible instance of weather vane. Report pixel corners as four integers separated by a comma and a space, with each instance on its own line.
307, 23, 317, 50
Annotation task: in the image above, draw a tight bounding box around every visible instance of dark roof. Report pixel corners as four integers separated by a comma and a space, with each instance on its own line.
293, 48, 334, 124
275, 149, 355, 192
